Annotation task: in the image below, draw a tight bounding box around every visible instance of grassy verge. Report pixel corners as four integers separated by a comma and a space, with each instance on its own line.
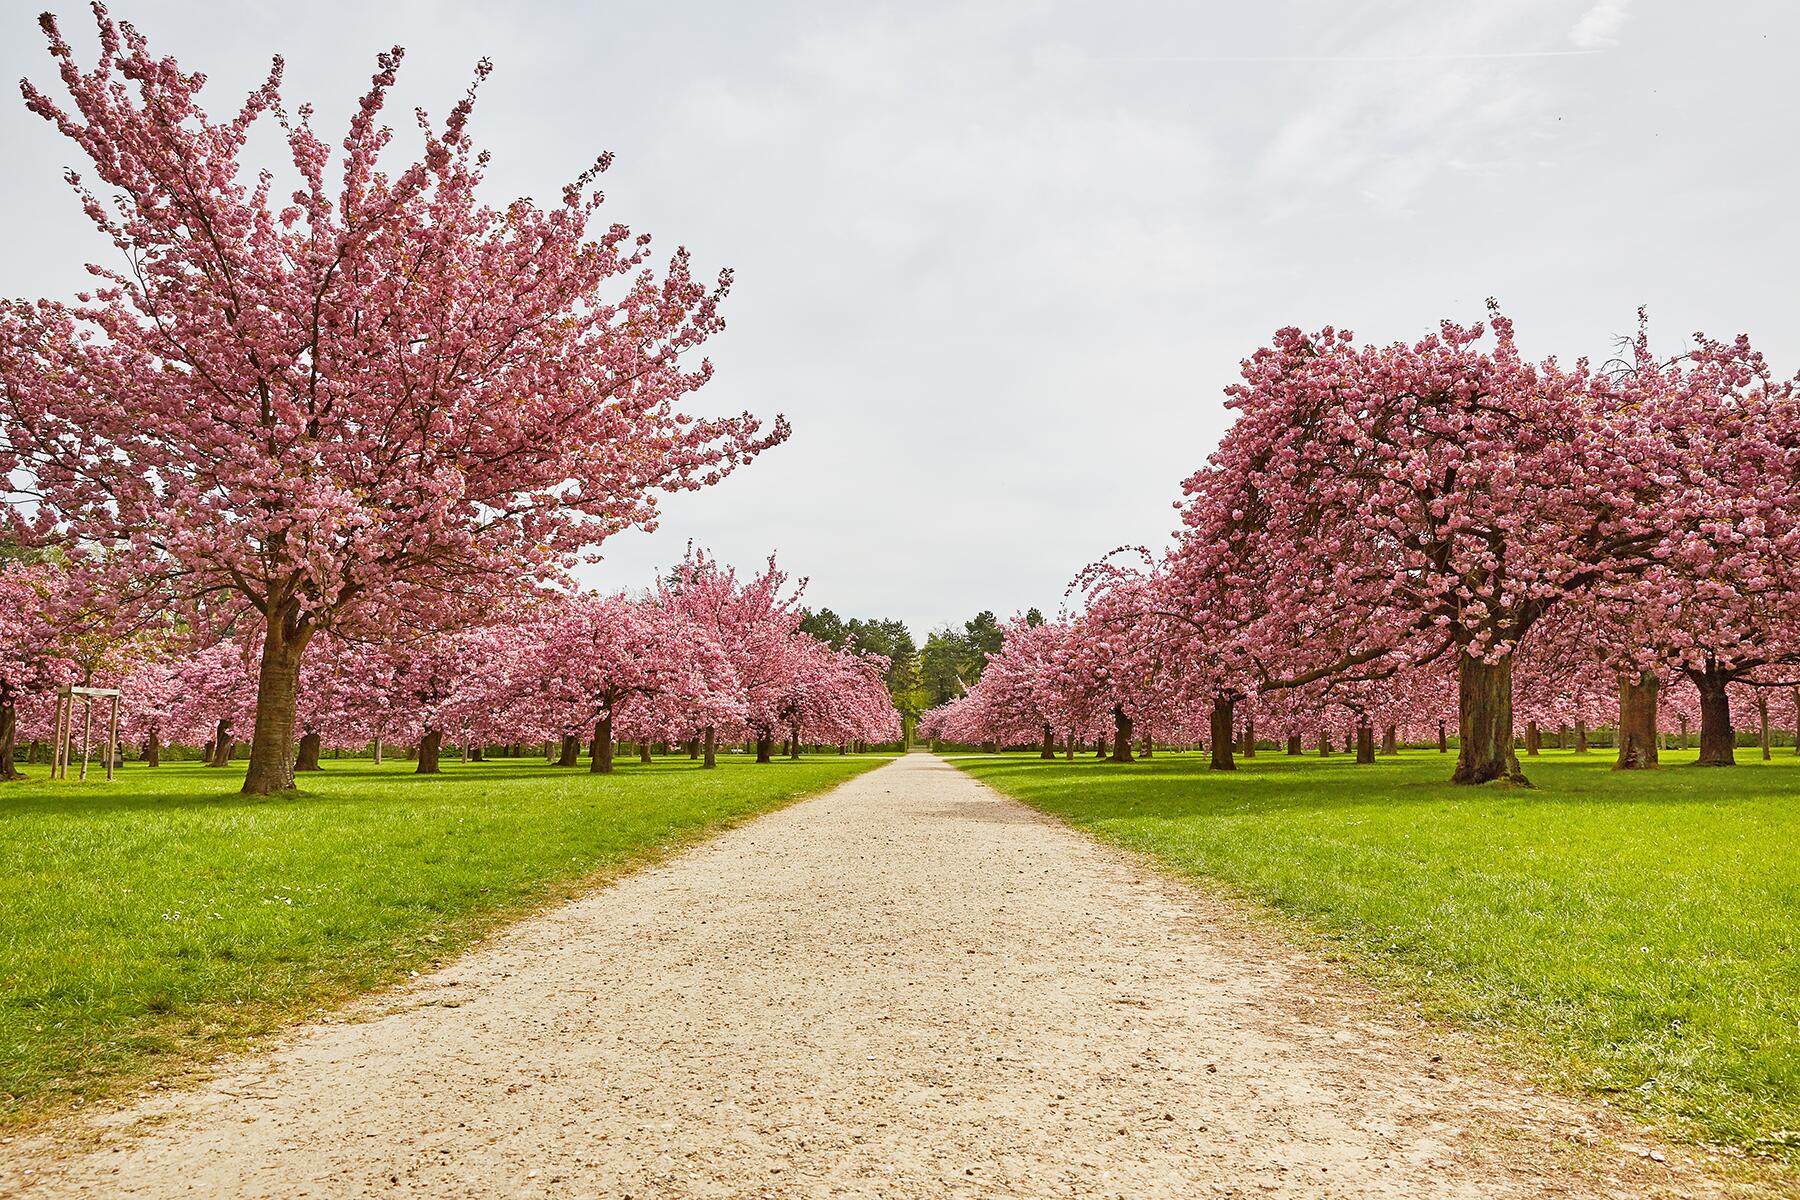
952, 747, 1800, 1166
0, 752, 887, 1124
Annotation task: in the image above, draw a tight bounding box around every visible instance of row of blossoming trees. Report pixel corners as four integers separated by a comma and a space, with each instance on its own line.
0, 9, 895, 790
1, 550, 899, 779
923, 310, 1800, 786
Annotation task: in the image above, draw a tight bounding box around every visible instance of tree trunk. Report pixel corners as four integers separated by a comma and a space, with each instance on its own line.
789, 728, 802, 760
294, 731, 323, 772
640, 741, 653, 765
687, 738, 700, 760
143, 728, 161, 768
1065, 728, 1075, 761
1524, 720, 1540, 756
1574, 720, 1589, 754
1437, 719, 1448, 753
1109, 705, 1134, 763
415, 729, 443, 774
592, 715, 615, 774
1241, 714, 1256, 758
1208, 696, 1235, 772
756, 734, 773, 764
1095, 734, 1106, 758
0, 697, 21, 781
703, 726, 718, 769
1381, 724, 1398, 756
1615, 670, 1661, 770
1317, 732, 1331, 757
1140, 732, 1154, 759
1688, 664, 1735, 766
469, 745, 484, 762
205, 720, 231, 767
1355, 722, 1376, 764
1041, 723, 1056, 759
1451, 652, 1526, 785
242, 615, 311, 795
372, 735, 383, 765
1286, 734, 1302, 755
1793, 686, 1800, 756
556, 734, 581, 767
1757, 693, 1772, 761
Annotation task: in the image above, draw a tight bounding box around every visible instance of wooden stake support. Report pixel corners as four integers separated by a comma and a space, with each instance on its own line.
51, 686, 124, 782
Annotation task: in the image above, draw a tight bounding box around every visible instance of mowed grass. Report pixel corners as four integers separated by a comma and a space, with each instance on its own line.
0, 752, 886, 1124
954, 747, 1800, 1162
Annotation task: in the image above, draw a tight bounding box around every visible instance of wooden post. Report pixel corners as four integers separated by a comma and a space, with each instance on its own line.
78, 696, 93, 782
50, 693, 64, 779
106, 694, 120, 782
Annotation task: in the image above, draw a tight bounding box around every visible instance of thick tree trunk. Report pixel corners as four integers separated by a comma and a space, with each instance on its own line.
1140, 733, 1154, 758
1556, 724, 1568, 751
416, 730, 443, 774
28, 739, 43, 765
1380, 725, 1398, 756
1615, 670, 1661, 770
1757, 694, 1772, 761
242, 617, 311, 795
294, 731, 323, 772
0, 698, 21, 781
556, 734, 581, 767
756, 734, 773, 764
372, 736, 383, 765
1209, 695, 1235, 771
789, 728, 802, 760
1688, 665, 1736, 766
469, 745, 484, 762
703, 726, 718, 769
640, 741, 653, 765
1355, 722, 1376, 764
1286, 733, 1302, 755
1065, 728, 1075, 760
1241, 714, 1256, 758
1041, 723, 1056, 759
1524, 720, 1540, 756
1109, 705, 1134, 763
143, 728, 161, 768
687, 738, 700, 760
414, 726, 442, 773
1095, 734, 1106, 758
1451, 652, 1526, 785
1317, 732, 1331, 757
1437, 719, 1448, 753
592, 715, 615, 774
1574, 720, 1589, 754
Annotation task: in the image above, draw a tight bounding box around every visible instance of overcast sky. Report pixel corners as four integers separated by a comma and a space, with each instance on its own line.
4, 1, 1795, 638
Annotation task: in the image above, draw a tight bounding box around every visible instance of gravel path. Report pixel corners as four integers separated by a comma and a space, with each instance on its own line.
2, 753, 1725, 1198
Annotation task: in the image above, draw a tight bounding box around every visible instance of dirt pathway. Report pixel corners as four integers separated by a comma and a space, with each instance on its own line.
2, 753, 1729, 1198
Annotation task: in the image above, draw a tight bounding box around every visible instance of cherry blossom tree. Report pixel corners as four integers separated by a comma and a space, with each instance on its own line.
1, 9, 786, 794
1175, 307, 1707, 786
0, 558, 76, 779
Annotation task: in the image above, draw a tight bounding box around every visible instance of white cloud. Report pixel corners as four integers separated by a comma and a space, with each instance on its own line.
1571, 0, 1632, 48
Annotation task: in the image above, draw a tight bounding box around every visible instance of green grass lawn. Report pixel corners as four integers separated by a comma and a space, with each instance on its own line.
0, 752, 886, 1124
953, 747, 1800, 1164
